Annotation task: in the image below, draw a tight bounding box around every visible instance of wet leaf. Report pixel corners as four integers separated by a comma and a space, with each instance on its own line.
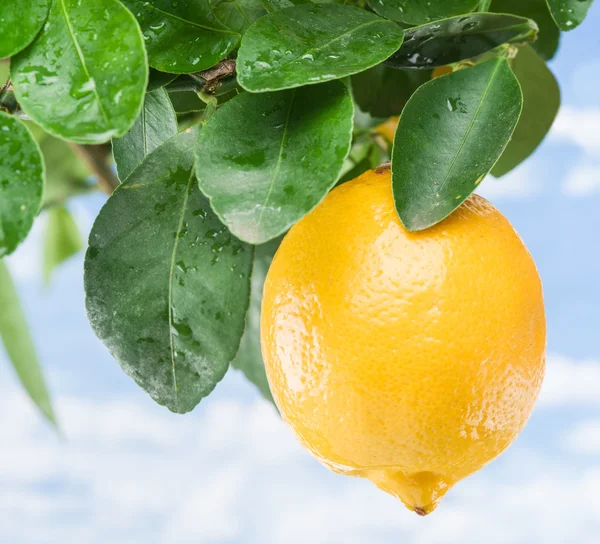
368, 0, 478, 26
546, 0, 594, 31
121, 0, 240, 73
493, 46, 560, 177
210, 0, 267, 34
0, 0, 50, 59
85, 129, 254, 414
112, 88, 178, 181
147, 68, 178, 91
385, 13, 538, 70
492, 0, 560, 60
352, 65, 432, 118
392, 59, 522, 231
196, 80, 353, 244
0, 112, 44, 257
43, 205, 82, 285
0, 260, 56, 425
11, 0, 147, 144
237, 4, 404, 92
231, 238, 281, 404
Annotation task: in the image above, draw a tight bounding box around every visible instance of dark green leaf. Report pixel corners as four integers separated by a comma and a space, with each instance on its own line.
168, 90, 206, 113
210, 0, 267, 34
121, 0, 240, 73
196, 80, 353, 244
392, 59, 522, 231
492, 46, 559, 177
112, 88, 178, 181
43, 205, 82, 285
0, 260, 56, 425
85, 129, 254, 414
148, 68, 178, 91
352, 65, 431, 117
11, 0, 147, 144
231, 238, 281, 404
385, 13, 538, 70
0, 0, 50, 59
0, 112, 44, 257
369, 0, 478, 25
546, 0, 594, 30
492, 0, 560, 59
237, 4, 405, 92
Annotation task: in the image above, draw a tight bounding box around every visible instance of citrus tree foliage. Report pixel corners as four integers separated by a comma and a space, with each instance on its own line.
0, 0, 592, 418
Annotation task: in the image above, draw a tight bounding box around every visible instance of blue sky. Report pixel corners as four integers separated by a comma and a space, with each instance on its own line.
2, 7, 600, 543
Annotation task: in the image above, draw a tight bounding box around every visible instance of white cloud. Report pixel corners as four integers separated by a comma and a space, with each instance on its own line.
561, 162, 600, 197
476, 164, 541, 200
3, 352, 600, 543
538, 354, 600, 407
564, 420, 600, 455
550, 106, 600, 155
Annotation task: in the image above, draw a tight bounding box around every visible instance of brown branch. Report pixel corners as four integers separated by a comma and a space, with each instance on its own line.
69, 143, 119, 195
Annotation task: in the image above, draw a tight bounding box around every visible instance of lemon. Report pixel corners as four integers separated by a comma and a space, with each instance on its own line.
261, 167, 546, 515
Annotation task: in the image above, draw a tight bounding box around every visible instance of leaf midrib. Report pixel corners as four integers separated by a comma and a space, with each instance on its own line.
436, 60, 502, 197
142, 2, 239, 36
58, 0, 110, 127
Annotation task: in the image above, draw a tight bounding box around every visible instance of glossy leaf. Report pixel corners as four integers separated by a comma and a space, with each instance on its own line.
547, 0, 594, 30
0, 0, 49, 59
237, 4, 405, 92
492, 0, 560, 60
112, 88, 178, 181
392, 59, 522, 231
231, 238, 281, 404
385, 13, 538, 70
492, 46, 560, 177
196, 80, 353, 244
352, 65, 431, 118
121, 0, 240, 73
369, 0, 478, 25
211, 0, 267, 34
0, 112, 44, 257
168, 90, 207, 114
85, 129, 254, 414
0, 260, 56, 425
11, 0, 147, 144
43, 205, 82, 285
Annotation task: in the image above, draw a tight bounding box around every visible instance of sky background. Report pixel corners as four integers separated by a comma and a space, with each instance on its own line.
2, 7, 600, 543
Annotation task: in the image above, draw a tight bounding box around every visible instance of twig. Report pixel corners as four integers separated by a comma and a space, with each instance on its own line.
69, 144, 119, 195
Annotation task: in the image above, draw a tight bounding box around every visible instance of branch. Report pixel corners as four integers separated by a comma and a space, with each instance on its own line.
69, 144, 119, 195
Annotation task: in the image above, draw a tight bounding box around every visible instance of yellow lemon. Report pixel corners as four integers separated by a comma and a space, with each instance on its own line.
375, 116, 398, 143
261, 167, 546, 515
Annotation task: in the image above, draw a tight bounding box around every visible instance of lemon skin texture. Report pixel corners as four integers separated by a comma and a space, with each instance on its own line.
260, 167, 546, 515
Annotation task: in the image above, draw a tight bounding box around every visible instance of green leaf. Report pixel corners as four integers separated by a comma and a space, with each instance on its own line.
26, 124, 92, 207
168, 90, 207, 114
11, 0, 147, 144
492, 0, 560, 60
352, 65, 432, 118
392, 59, 522, 231
0, 260, 56, 425
492, 46, 560, 177
0, 112, 44, 257
385, 13, 538, 70
148, 68, 178, 91
121, 0, 240, 74
231, 238, 280, 404
210, 0, 267, 34
369, 0, 478, 26
195, 80, 353, 244
112, 88, 178, 181
43, 205, 82, 285
0, 0, 50, 59
84, 129, 254, 414
546, 0, 594, 30
237, 4, 405, 92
